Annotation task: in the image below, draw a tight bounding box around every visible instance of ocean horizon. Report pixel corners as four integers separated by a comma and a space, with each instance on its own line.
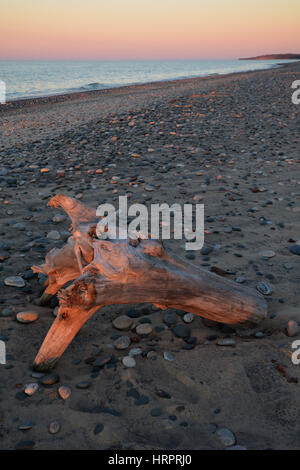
0, 58, 297, 102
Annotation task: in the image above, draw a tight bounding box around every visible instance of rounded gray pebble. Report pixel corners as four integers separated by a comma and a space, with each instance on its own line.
216, 428, 236, 447
122, 356, 136, 368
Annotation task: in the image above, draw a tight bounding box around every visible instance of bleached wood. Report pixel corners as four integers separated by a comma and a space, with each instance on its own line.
33, 195, 267, 371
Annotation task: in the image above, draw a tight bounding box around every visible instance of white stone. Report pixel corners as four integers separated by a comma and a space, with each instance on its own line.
112, 315, 133, 330
259, 250, 275, 258
216, 428, 236, 447
4, 276, 25, 288
136, 323, 153, 335
52, 214, 66, 224
217, 338, 236, 346
114, 335, 131, 350
183, 313, 194, 323
47, 230, 61, 240
122, 356, 136, 368
49, 421, 61, 434
164, 351, 174, 362
129, 348, 142, 357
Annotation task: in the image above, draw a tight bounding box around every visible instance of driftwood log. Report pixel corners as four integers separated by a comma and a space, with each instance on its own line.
32, 195, 267, 371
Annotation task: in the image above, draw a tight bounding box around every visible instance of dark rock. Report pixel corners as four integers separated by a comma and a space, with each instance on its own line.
200, 245, 213, 255
163, 312, 177, 326
41, 373, 60, 386
185, 253, 195, 260
127, 388, 140, 399
15, 391, 28, 401
94, 423, 104, 435
93, 355, 112, 370
76, 381, 91, 390
139, 316, 152, 324
290, 244, 300, 255
151, 408, 162, 417
155, 325, 165, 333
16, 440, 35, 450
156, 389, 171, 399
127, 309, 140, 318
173, 324, 190, 339
169, 415, 177, 421
18, 422, 36, 431
23, 270, 35, 280
182, 343, 195, 350
99, 407, 121, 416
135, 395, 150, 406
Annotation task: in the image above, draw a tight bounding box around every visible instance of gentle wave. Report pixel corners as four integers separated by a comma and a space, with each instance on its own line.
79, 82, 110, 91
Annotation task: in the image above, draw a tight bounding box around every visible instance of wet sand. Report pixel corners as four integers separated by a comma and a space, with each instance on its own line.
0, 62, 300, 450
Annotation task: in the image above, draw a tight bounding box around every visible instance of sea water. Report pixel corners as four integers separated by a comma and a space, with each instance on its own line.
0, 59, 297, 101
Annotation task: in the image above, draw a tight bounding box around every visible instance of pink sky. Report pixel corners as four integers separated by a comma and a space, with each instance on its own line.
1, 0, 299, 60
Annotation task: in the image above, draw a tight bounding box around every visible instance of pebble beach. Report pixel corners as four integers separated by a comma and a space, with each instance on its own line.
0, 61, 300, 450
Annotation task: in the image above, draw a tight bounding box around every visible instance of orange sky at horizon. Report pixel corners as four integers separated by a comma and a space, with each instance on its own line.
1, 0, 299, 60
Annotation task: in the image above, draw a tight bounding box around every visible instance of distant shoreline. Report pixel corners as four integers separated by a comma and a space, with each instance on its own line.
240, 53, 300, 60
1, 59, 298, 112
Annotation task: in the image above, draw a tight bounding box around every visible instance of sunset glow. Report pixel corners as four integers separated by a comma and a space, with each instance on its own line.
1, 0, 300, 59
